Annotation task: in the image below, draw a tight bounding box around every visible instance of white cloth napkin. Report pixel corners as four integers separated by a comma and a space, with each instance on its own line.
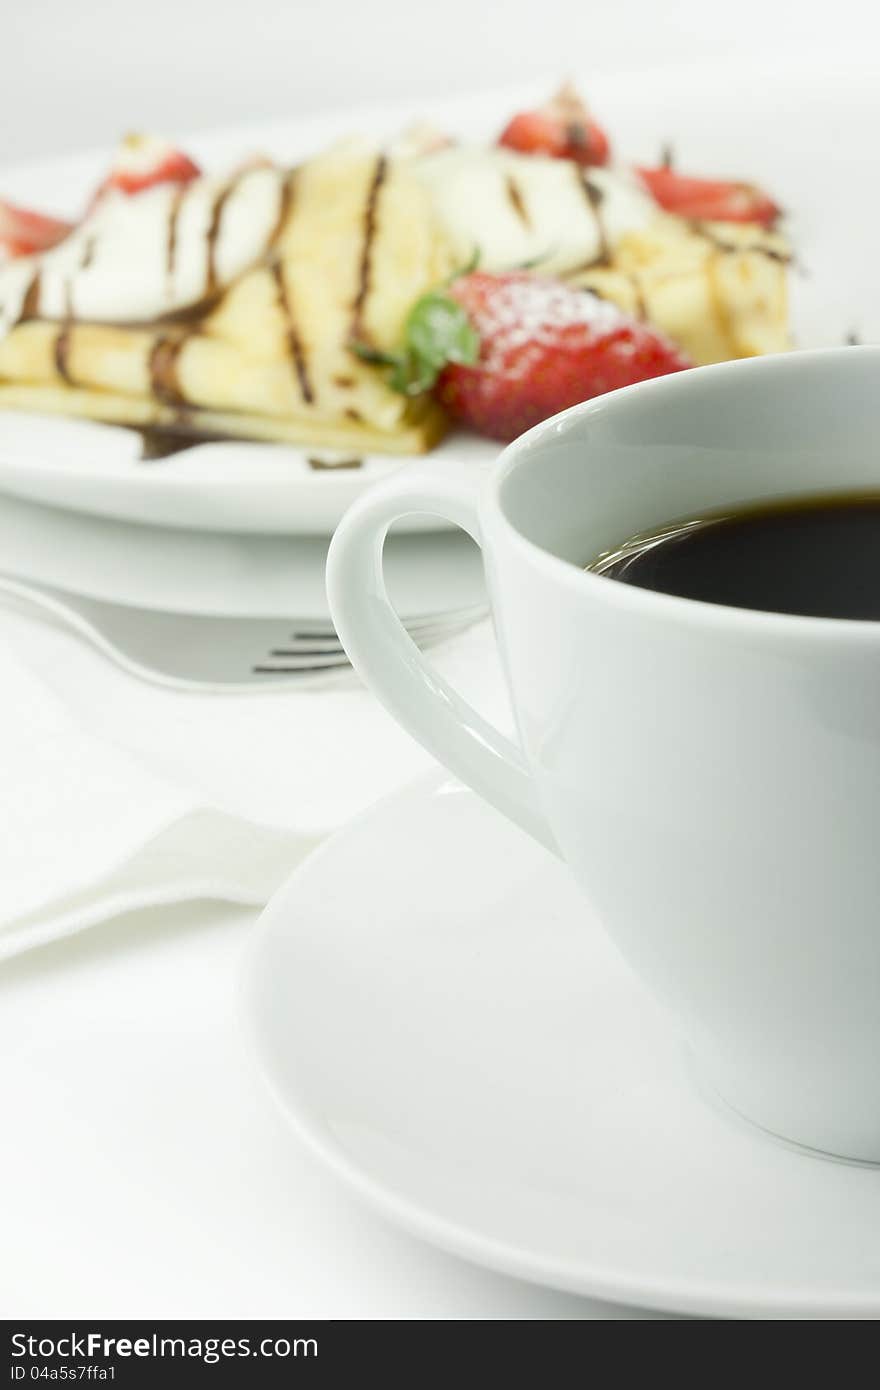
0, 638, 320, 960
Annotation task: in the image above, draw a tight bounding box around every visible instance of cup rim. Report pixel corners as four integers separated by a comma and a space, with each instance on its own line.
486, 345, 880, 644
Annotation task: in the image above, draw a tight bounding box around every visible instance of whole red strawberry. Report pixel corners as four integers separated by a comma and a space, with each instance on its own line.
436, 272, 691, 442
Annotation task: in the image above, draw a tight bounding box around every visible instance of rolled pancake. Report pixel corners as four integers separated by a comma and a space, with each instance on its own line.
414, 147, 791, 365
0, 144, 455, 452
0, 143, 791, 450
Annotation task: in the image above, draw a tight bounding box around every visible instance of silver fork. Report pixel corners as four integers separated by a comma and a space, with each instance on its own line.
0, 573, 486, 692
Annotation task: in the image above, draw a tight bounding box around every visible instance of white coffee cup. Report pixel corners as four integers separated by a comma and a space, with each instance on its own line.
327, 346, 880, 1162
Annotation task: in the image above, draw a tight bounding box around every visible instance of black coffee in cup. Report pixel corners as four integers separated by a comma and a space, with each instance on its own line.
589, 492, 880, 619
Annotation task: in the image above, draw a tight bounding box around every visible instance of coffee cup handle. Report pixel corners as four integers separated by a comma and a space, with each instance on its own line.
326, 456, 557, 853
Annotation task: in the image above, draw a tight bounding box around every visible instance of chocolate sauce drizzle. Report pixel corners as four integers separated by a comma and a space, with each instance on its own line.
135, 420, 251, 462
53, 325, 73, 382
505, 175, 531, 228
58, 234, 97, 339
165, 188, 185, 283
350, 154, 388, 343
19, 272, 41, 324
271, 259, 313, 404
149, 336, 188, 406
688, 219, 792, 265
204, 183, 235, 296
576, 170, 610, 267
270, 172, 294, 249
137, 427, 197, 461
307, 454, 363, 471
124, 297, 223, 331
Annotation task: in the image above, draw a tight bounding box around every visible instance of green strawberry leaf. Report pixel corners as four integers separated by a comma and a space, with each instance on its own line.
350, 287, 480, 398
406, 293, 479, 372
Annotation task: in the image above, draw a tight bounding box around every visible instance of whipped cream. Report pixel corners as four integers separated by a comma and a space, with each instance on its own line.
414, 146, 655, 277
0, 166, 285, 338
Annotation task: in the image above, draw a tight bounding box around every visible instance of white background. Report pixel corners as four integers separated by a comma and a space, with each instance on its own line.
1, 0, 873, 1323
3, 0, 875, 165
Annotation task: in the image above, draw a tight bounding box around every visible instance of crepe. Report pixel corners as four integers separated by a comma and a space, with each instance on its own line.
568, 215, 790, 363
0, 144, 454, 453
0, 141, 791, 452
414, 147, 791, 365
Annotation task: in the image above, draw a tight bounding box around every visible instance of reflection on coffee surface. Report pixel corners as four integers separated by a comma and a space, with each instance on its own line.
589, 493, 880, 619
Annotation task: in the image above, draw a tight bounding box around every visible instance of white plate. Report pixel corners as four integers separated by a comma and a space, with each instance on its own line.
0, 413, 496, 535
0, 53, 876, 534
243, 769, 880, 1320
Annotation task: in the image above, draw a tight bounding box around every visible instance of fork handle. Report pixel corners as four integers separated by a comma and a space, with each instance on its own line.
326, 457, 557, 853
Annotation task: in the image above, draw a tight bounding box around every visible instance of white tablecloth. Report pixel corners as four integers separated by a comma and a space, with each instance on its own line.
0, 0, 767, 1316
0, 607, 674, 1318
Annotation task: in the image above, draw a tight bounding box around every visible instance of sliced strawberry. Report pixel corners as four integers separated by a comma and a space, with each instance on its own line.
636, 166, 780, 227
93, 133, 201, 202
0, 199, 73, 258
498, 83, 610, 167
435, 271, 690, 442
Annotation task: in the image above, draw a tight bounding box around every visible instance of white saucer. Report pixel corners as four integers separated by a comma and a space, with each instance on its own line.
242, 770, 880, 1320
0, 492, 485, 620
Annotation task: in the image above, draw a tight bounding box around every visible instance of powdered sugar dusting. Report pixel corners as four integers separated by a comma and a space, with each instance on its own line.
461, 273, 631, 371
